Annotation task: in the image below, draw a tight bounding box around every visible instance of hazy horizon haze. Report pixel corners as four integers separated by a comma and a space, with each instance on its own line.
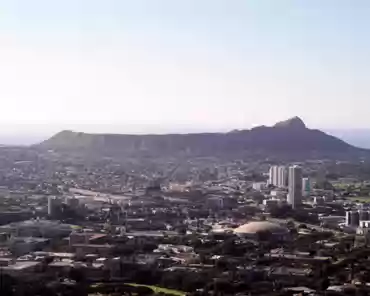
0, 0, 369, 134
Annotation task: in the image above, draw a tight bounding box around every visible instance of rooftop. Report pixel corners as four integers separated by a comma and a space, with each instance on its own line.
1, 261, 40, 271
234, 221, 288, 234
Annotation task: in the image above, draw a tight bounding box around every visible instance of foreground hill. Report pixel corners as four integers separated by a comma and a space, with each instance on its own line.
37, 117, 370, 160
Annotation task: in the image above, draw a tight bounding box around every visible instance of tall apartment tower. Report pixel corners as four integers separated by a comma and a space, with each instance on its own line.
48, 196, 60, 217
345, 211, 351, 226
288, 165, 302, 209
269, 166, 279, 186
345, 210, 360, 227
359, 210, 370, 221
302, 178, 311, 196
352, 211, 360, 227
269, 166, 287, 188
277, 166, 288, 188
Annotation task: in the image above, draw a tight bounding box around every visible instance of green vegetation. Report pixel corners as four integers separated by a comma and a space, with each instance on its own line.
347, 196, 370, 202
333, 183, 354, 189
127, 283, 186, 296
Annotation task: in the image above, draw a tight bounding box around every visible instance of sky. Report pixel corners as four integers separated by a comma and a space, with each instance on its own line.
0, 0, 369, 140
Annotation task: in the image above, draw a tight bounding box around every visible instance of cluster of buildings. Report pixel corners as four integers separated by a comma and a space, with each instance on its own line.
267, 165, 311, 209
2, 147, 370, 294
346, 209, 370, 235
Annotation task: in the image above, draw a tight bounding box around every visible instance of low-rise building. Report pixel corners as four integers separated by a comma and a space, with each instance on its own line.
0, 220, 74, 238
0, 261, 41, 276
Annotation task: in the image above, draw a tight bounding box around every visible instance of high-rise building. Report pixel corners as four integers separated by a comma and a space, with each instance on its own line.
288, 165, 302, 209
352, 211, 360, 227
345, 210, 361, 227
277, 166, 288, 188
269, 166, 279, 186
65, 197, 79, 209
359, 210, 370, 221
48, 196, 60, 217
269, 166, 287, 188
345, 211, 351, 226
302, 178, 311, 196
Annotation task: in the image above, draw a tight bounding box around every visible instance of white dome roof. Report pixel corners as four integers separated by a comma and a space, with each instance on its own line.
234, 221, 288, 234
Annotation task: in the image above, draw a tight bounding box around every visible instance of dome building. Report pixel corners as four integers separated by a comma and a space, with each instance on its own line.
233, 221, 290, 241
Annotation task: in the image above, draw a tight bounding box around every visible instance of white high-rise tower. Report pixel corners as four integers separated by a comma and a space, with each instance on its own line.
269, 165, 287, 188
277, 166, 288, 188
269, 166, 278, 186
288, 165, 302, 209
48, 196, 59, 216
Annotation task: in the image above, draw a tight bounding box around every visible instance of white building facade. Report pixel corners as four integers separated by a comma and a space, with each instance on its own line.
269, 166, 287, 188
288, 165, 302, 209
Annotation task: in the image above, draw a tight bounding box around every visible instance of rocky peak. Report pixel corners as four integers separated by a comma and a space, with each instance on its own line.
274, 116, 306, 129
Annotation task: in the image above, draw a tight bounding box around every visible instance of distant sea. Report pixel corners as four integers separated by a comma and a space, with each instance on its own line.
325, 129, 370, 149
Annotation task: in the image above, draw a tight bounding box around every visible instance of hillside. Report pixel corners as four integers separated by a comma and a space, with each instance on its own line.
37, 117, 369, 160
325, 129, 370, 149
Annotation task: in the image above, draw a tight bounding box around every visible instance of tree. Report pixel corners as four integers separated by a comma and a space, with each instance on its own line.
68, 268, 86, 283
319, 277, 330, 291
286, 220, 295, 229
212, 279, 234, 295
0, 274, 16, 296
257, 230, 272, 242
289, 228, 298, 235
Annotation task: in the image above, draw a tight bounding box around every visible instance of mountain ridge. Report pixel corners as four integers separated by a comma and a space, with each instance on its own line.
37, 117, 370, 160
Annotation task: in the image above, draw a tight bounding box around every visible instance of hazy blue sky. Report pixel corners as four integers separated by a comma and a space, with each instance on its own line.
0, 0, 368, 136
